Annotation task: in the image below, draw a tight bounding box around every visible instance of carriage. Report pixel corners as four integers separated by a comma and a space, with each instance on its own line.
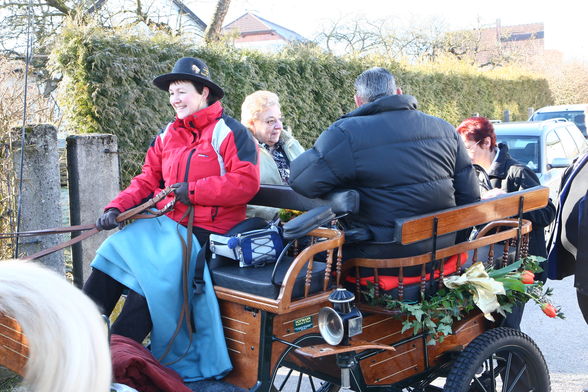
1, 184, 552, 392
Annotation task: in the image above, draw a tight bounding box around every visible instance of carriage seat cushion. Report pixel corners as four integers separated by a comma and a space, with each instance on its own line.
344, 253, 468, 291
210, 255, 329, 299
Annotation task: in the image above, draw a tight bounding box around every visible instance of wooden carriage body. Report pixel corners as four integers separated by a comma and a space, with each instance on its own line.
0, 185, 550, 392
214, 185, 548, 391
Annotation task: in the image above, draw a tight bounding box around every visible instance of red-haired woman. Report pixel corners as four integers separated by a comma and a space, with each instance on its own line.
456, 116, 556, 328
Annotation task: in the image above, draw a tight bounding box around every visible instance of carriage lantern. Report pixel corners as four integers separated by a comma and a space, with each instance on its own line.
318, 288, 363, 346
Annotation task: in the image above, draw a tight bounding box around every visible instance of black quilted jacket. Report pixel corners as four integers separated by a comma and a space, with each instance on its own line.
289, 94, 480, 242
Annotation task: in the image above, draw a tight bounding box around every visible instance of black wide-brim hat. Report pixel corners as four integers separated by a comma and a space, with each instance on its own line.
153, 57, 224, 99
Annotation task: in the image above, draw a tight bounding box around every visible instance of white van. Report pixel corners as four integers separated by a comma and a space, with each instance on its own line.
529, 104, 587, 138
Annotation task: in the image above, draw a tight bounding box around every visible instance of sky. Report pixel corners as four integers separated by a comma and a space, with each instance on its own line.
191, 0, 587, 63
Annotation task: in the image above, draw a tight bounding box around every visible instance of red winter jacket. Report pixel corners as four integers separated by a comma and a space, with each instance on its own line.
106, 101, 260, 233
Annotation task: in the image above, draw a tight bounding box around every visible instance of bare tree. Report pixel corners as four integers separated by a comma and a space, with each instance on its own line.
0, 0, 83, 56
204, 0, 231, 43
315, 15, 544, 67
316, 15, 449, 61
316, 17, 395, 57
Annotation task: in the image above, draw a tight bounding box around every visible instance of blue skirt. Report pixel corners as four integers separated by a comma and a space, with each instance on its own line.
92, 215, 232, 381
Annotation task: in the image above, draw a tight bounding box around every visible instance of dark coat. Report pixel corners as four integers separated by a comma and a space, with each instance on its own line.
486, 143, 556, 259
547, 153, 588, 287
289, 94, 480, 243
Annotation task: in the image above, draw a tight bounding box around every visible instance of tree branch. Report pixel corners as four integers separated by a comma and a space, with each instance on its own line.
204, 0, 231, 44
43, 0, 71, 15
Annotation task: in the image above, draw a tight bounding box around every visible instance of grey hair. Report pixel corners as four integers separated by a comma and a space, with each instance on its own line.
354, 67, 397, 103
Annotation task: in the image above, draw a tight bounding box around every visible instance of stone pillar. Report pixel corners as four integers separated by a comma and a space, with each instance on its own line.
13, 124, 64, 273
503, 110, 511, 122
528, 107, 535, 119
67, 134, 120, 287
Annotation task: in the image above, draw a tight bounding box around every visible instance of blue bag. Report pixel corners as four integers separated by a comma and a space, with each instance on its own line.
209, 224, 283, 267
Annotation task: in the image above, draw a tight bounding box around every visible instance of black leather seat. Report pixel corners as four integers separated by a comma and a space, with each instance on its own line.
206, 208, 335, 299
211, 255, 328, 299
207, 188, 359, 299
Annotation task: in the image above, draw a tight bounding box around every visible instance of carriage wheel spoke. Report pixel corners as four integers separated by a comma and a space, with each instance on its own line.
502, 352, 513, 392
278, 368, 294, 391
296, 371, 303, 392
309, 375, 317, 392
473, 358, 493, 392
490, 356, 497, 392
505, 363, 527, 392
473, 376, 491, 392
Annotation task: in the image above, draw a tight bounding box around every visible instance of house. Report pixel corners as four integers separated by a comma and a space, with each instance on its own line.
222, 12, 307, 52
87, 0, 207, 37
475, 21, 545, 65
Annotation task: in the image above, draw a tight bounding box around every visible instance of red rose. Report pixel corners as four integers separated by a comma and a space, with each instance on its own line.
521, 270, 535, 284
541, 303, 557, 318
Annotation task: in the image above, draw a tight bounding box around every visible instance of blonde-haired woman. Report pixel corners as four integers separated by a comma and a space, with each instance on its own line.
241, 90, 304, 220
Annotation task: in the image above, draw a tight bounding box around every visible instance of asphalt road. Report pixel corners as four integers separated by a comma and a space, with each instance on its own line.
521, 275, 588, 392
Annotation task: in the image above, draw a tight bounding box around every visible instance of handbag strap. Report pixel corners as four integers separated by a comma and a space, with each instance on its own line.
193, 240, 208, 295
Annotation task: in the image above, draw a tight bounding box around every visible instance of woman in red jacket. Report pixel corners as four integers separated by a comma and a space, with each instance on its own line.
83, 57, 260, 383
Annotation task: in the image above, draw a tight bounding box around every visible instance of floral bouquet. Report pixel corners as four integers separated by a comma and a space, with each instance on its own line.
278, 209, 304, 223
365, 255, 564, 344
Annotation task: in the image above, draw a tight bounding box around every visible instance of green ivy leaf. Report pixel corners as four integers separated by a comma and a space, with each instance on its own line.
437, 323, 453, 336
424, 318, 437, 329
412, 308, 425, 322
401, 320, 413, 334
440, 314, 453, 324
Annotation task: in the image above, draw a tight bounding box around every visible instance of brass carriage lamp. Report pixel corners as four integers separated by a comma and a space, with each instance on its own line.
318, 288, 363, 346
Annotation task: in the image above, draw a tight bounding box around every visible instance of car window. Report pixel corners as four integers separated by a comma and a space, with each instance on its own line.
545, 130, 566, 164
568, 125, 588, 152
532, 111, 587, 137
533, 111, 579, 122
573, 113, 586, 137
555, 126, 579, 158
496, 135, 540, 173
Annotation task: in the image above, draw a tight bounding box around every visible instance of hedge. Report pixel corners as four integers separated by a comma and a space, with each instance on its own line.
50, 24, 553, 185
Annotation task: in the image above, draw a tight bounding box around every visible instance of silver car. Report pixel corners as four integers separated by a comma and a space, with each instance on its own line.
494, 119, 588, 200
529, 104, 587, 138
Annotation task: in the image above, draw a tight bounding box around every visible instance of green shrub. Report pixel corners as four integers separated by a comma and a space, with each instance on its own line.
50, 25, 553, 186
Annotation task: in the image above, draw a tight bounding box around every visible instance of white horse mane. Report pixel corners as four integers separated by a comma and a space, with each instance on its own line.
0, 260, 112, 392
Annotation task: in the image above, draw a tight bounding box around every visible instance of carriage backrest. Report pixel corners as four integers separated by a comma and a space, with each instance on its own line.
393, 186, 549, 245
344, 186, 550, 303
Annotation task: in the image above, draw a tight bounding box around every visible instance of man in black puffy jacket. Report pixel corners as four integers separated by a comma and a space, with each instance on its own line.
289, 67, 480, 263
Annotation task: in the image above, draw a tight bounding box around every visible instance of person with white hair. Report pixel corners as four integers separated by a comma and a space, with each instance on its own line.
241, 90, 304, 220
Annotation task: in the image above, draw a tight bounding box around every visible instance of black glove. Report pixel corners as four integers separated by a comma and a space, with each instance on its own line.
172, 182, 192, 205
96, 208, 121, 231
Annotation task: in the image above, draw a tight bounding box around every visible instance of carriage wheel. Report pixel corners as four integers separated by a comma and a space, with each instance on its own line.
443, 327, 550, 392
270, 334, 340, 392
